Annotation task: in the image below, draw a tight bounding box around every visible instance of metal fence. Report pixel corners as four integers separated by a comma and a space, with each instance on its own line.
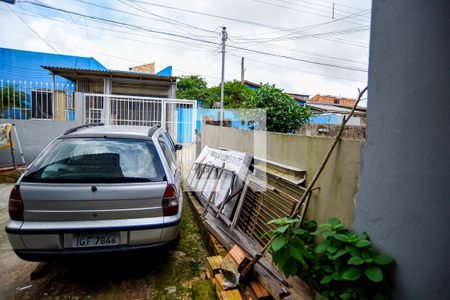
84, 93, 197, 143
0, 79, 76, 121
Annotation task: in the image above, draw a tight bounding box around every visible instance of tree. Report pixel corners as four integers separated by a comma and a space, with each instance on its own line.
243, 83, 312, 133
176, 75, 208, 101
207, 80, 255, 109
176, 76, 255, 109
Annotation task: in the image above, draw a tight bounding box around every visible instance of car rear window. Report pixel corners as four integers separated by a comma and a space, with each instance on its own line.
23, 138, 166, 183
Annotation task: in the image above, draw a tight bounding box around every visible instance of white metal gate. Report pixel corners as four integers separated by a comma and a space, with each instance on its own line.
83, 93, 197, 175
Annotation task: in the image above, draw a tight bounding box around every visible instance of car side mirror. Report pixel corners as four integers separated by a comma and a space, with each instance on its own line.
175, 144, 183, 151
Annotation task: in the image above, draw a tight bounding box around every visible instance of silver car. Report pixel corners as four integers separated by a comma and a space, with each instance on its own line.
5, 124, 183, 261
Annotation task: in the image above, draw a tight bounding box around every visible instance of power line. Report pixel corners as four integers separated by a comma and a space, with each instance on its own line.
228, 53, 366, 83
5, 4, 73, 64
270, 0, 370, 23
20, 1, 368, 72
248, 0, 368, 27
124, 0, 369, 43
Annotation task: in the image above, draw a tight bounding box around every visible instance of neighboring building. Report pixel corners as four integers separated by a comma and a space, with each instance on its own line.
0, 47, 107, 120
129, 62, 155, 74
307, 102, 366, 126
0, 47, 175, 121
309, 94, 357, 107
243, 80, 309, 105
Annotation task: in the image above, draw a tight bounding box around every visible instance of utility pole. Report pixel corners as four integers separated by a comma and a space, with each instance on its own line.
332, 3, 335, 19
220, 26, 227, 126
240, 57, 245, 82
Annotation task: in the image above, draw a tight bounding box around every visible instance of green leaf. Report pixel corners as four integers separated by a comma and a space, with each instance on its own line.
347, 256, 364, 265
331, 272, 340, 280
373, 255, 394, 265
290, 237, 305, 249
326, 245, 338, 254
291, 228, 307, 235
328, 217, 341, 227
268, 217, 288, 225
315, 240, 330, 253
331, 249, 348, 260
274, 225, 290, 234
273, 247, 289, 269
355, 239, 372, 248
345, 246, 360, 257
271, 236, 287, 252
321, 231, 335, 239
334, 234, 351, 242
289, 247, 306, 265
340, 292, 352, 300
320, 275, 332, 284
323, 265, 333, 273
342, 267, 361, 281
282, 259, 298, 276
365, 267, 383, 282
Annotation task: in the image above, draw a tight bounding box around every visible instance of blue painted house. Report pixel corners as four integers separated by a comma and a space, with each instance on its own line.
0, 47, 175, 121
0, 48, 107, 120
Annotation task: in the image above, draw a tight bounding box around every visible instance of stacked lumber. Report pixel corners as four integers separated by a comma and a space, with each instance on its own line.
207, 255, 223, 279
208, 245, 272, 300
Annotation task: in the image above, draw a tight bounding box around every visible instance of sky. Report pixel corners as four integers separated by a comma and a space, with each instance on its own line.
0, 0, 372, 99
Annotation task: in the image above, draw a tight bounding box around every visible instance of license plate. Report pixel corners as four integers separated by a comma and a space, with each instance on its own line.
72, 232, 120, 248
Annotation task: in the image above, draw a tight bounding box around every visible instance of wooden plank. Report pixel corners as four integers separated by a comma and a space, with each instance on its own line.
207, 255, 224, 277
220, 289, 244, 300
230, 178, 250, 230
226, 245, 252, 270
249, 280, 271, 300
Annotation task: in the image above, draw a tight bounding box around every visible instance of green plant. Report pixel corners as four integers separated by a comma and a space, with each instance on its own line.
243, 83, 312, 133
266, 217, 394, 300
265, 217, 320, 285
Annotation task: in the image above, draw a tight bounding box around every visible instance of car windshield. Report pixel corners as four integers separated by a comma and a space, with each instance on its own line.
23, 137, 166, 183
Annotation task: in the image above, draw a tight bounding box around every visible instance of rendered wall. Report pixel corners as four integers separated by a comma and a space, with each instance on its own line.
352, 1, 450, 299
201, 124, 363, 226
0, 93, 83, 167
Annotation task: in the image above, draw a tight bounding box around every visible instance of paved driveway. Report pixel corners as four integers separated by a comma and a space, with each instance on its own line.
0, 184, 212, 299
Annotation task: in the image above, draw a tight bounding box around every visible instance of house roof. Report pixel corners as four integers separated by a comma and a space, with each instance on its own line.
42, 66, 177, 82
307, 102, 366, 115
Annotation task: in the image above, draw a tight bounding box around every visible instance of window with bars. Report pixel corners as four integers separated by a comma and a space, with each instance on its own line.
31, 90, 53, 119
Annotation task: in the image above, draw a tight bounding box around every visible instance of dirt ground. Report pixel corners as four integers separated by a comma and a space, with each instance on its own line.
0, 177, 215, 300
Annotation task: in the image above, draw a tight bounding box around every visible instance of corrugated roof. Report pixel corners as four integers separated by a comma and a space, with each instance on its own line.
41, 66, 177, 82
307, 103, 366, 114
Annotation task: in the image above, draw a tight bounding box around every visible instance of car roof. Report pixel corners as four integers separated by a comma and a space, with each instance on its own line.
62, 125, 162, 140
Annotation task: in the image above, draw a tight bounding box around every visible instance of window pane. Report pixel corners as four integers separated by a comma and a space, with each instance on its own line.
23, 138, 166, 183
158, 135, 176, 173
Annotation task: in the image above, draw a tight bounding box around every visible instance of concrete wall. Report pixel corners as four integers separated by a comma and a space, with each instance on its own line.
353, 1, 450, 299
201, 124, 363, 226
298, 124, 365, 140
0, 93, 83, 167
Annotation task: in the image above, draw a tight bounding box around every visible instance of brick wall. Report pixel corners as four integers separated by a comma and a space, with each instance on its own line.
310, 94, 356, 107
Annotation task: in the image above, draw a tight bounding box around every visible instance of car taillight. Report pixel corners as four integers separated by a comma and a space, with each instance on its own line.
162, 184, 179, 216
9, 185, 23, 221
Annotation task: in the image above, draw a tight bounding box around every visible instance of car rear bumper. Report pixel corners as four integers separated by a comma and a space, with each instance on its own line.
13, 241, 172, 261
5, 217, 181, 261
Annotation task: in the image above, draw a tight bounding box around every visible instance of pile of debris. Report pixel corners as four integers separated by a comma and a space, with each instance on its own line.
206, 245, 271, 300
185, 146, 314, 300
